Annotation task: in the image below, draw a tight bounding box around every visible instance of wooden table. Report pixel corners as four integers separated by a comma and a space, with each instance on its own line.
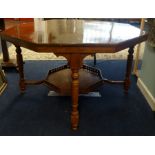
0, 19, 148, 130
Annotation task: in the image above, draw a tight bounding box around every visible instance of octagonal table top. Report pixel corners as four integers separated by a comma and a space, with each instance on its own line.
0, 19, 148, 53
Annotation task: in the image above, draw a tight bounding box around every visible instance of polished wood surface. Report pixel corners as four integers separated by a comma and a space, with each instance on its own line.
45, 66, 103, 94
0, 19, 148, 130
0, 19, 147, 53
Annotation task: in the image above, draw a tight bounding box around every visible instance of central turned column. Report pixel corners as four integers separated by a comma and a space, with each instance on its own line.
71, 68, 80, 130
63, 53, 88, 130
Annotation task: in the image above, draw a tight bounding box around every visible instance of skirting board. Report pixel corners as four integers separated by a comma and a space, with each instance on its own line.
137, 78, 155, 111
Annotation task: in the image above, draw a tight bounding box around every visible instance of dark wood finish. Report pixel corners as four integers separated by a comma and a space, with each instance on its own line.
1, 39, 9, 61
0, 18, 17, 68
93, 54, 96, 66
15, 46, 26, 92
0, 20, 147, 53
0, 19, 9, 62
124, 46, 134, 93
0, 19, 5, 30
45, 65, 103, 94
0, 19, 148, 130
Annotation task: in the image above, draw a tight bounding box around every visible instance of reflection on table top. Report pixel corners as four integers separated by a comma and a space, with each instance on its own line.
0, 19, 146, 45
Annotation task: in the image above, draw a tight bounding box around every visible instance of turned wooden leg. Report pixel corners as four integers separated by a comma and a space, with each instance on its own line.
93, 54, 96, 66
15, 46, 26, 92
124, 46, 134, 93
1, 39, 17, 68
71, 69, 80, 130
61, 53, 88, 130
1, 38, 9, 62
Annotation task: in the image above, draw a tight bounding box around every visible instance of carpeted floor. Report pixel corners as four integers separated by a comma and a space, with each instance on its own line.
0, 60, 155, 136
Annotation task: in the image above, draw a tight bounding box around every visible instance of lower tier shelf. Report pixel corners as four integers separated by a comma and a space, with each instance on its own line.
44, 65, 103, 94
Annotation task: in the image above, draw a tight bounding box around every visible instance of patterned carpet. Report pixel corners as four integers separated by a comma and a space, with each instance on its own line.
0, 43, 145, 60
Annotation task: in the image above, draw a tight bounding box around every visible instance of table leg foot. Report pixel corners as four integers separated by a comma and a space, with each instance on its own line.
124, 79, 130, 94
19, 80, 26, 92
71, 111, 79, 130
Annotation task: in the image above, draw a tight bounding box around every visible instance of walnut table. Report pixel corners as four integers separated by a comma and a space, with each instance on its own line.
0, 19, 148, 130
